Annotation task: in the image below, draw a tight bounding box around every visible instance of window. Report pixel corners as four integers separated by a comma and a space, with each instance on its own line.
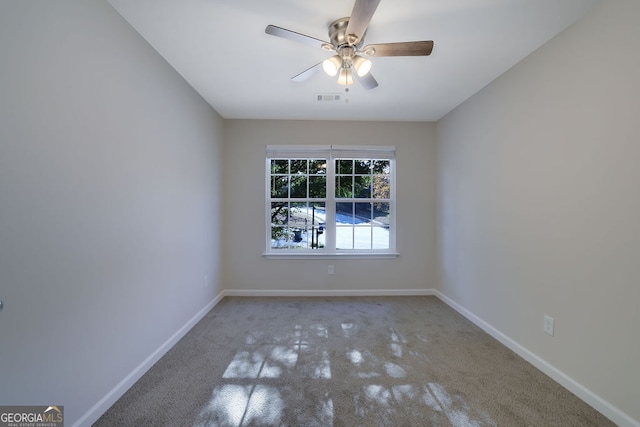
265, 145, 396, 257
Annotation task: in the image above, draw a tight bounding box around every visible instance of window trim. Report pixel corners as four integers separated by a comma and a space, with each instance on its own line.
264, 145, 397, 258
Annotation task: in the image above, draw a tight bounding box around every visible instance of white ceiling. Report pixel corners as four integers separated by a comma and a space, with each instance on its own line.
107, 0, 598, 122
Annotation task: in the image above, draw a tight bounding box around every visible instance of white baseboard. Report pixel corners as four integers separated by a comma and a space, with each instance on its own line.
73, 291, 225, 427
223, 288, 436, 297
433, 290, 639, 427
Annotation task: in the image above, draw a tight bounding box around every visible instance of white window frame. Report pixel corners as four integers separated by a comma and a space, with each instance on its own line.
264, 145, 398, 259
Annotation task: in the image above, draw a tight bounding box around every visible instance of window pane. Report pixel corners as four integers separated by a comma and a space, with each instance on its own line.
309, 202, 326, 249
311, 202, 326, 215
271, 226, 290, 249
336, 202, 353, 224
289, 202, 308, 229
309, 160, 327, 174
290, 159, 307, 174
271, 159, 288, 174
354, 159, 371, 174
354, 176, 372, 198
290, 176, 307, 198
372, 175, 390, 199
371, 160, 390, 174
311, 202, 326, 248
270, 202, 288, 226
373, 202, 390, 223
355, 202, 372, 222
337, 159, 352, 174
336, 226, 353, 250
354, 226, 372, 250
372, 226, 390, 249
335, 175, 353, 198
336, 202, 354, 249
271, 176, 288, 198
312, 226, 325, 249
309, 176, 326, 198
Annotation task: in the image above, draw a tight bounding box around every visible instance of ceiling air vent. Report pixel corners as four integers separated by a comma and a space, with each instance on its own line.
315, 93, 342, 102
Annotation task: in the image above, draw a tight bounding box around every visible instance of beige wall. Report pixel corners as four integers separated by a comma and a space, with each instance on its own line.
437, 0, 640, 423
0, 1, 224, 424
222, 120, 437, 292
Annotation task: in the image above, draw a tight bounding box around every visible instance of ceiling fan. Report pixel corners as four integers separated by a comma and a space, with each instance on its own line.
265, 0, 434, 90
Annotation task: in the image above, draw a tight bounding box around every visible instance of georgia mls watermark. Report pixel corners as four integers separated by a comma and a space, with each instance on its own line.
0, 406, 63, 427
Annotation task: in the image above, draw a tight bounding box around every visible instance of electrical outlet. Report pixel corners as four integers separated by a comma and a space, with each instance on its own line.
328, 265, 334, 275
544, 314, 554, 336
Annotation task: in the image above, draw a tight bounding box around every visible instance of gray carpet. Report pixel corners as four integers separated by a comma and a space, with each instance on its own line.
94, 296, 614, 426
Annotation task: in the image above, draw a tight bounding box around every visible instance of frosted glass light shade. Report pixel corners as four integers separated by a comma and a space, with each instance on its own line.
353, 55, 372, 77
337, 68, 353, 86
322, 56, 342, 77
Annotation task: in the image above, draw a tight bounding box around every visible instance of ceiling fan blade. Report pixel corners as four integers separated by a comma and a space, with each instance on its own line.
265, 25, 332, 50
345, 0, 381, 45
291, 63, 323, 82
356, 72, 379, 90
363, 41, 434, 57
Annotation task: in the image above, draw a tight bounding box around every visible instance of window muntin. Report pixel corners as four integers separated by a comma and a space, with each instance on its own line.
266, 146, 395, 256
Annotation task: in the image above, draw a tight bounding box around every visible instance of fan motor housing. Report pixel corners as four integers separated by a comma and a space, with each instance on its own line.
328, 17, 363, 48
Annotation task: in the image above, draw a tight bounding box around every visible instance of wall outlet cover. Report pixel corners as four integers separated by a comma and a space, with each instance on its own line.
544, 314, 554, 336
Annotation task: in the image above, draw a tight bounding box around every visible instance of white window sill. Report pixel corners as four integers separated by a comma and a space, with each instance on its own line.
263, 252, 400, 260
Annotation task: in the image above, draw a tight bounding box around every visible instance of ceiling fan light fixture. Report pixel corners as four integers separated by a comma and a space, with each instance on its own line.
337, 68, 353, 86
322, 55, 342, 77
265, 0, 435, 90
353, 55, 372, 77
